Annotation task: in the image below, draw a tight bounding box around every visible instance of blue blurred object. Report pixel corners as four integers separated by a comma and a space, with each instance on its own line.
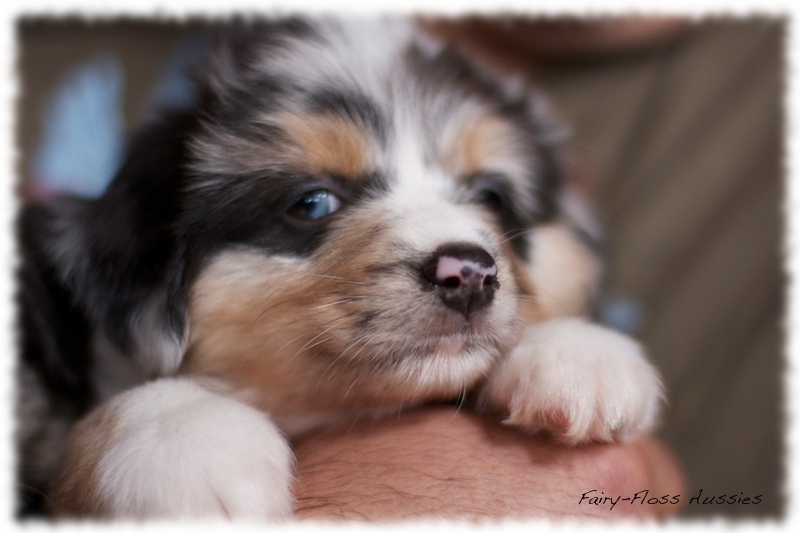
28, 30, 209, 200
30, 54, 125, 199
598, 291, 644, 335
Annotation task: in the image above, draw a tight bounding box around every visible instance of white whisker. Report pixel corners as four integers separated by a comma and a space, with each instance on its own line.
516, 293, 542, 303
453, 386, 467, 417
286, 312, 360, 363
341, 375, 360, 403
307, 273, 368, 285
315, 335, 372, 388
309, 298, 356, 311
498, 228, 531, 246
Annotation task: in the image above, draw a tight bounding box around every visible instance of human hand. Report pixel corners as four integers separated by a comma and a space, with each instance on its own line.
293, 407, 685, 521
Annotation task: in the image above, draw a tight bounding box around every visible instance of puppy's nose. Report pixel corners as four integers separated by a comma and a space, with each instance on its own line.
421, 243, 498, 317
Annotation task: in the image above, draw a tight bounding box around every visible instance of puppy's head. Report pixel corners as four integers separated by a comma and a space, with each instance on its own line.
46, 17, 603, 424
175, 17, 603, 417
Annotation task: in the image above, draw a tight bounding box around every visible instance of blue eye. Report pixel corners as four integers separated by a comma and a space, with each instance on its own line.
289, 189, 342, 220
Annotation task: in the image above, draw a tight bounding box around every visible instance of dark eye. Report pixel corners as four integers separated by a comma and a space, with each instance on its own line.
474, 187, 505, 211
472, 173, 511, 214
288, 189, 342, 221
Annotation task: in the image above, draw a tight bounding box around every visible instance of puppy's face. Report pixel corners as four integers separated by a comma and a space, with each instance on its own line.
172, 18, 599, 424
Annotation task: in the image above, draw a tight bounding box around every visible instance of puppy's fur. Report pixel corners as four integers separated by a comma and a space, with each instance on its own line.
17, 17, 663, 519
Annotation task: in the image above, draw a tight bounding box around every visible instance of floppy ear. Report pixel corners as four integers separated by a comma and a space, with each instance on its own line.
36, 109, 201, 376
36, 20, 309, 375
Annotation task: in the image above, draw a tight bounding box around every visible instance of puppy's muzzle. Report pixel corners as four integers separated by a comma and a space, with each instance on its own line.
421, 243, 498, 318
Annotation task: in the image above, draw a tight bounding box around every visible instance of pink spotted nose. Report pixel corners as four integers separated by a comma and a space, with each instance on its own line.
421, 243, 498, 318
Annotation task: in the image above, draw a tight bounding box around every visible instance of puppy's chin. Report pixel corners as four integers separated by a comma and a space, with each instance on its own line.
379, 339, 509, 398
339, 323, 518, 396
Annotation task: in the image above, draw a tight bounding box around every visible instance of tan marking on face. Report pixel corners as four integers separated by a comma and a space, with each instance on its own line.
442, 115, 524, 177
522, 222, 603, 320
273, 112, 373, 179
179, 248, 409, 429
507, 247, 543, 325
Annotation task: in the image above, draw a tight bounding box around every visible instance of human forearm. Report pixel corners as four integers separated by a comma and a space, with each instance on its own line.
293, 407, 685, 521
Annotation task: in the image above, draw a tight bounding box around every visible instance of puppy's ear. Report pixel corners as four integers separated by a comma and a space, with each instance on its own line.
38, 110, 201, 375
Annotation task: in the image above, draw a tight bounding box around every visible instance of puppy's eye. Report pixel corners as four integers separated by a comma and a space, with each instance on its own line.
471, 177, 513, 215
474, 187, 506, 211
289, 189, 342, 220
469, 172, 513, 214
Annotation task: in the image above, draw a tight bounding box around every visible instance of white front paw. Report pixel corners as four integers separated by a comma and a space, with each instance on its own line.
480, 318, 663, 444
55, 378, 294, 520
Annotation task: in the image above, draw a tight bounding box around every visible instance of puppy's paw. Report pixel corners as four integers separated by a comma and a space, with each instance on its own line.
54, 377, 294, 520
480, 318, 663, 444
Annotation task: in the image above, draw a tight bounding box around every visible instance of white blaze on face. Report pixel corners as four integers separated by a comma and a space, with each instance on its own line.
382, 109, 489, 251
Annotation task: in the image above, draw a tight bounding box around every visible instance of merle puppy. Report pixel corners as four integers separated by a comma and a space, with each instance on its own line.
17, 17, 662, 519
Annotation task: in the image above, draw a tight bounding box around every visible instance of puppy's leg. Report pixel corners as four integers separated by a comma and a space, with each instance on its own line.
479, 318, 663, 444
53, 377, 294, 520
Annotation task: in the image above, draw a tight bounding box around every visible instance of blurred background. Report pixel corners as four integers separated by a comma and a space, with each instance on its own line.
16, 16, 784, 518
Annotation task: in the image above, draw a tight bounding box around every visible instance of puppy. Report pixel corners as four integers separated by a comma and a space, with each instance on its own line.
17, 16, 663, 519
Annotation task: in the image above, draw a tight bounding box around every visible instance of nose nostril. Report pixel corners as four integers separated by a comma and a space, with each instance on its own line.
442, 276, 461, 289
419, 243, 499, 317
